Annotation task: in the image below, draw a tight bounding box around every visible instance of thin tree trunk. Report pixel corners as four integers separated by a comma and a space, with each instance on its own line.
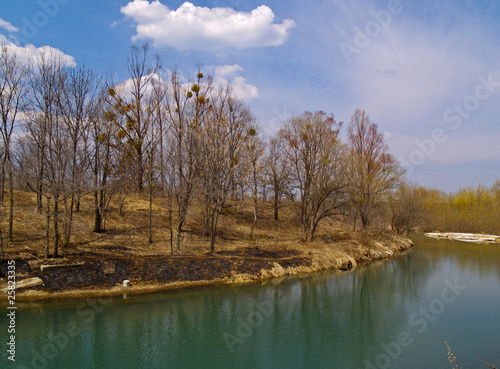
0, 225, 4, 262
148, 183, 153, 244
168, 209, 173, 255
251, 196, 257, 240
63, 195, 75, 248
53, 196, 60, 258
7, 156, 13, 242
176, 197, 190, 254
93, 189, 102, 233
274, 192, 279, 221
45, 198, 51, 259
210, 210, 219, 253
36, 153, 44, 214
75, 195, 81, 212
176, 223, 182, 255
37, 184, 43, 214
0, 158, 5, 205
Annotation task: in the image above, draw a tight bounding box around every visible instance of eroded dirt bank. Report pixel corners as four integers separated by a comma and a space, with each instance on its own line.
0, 233, 413, 302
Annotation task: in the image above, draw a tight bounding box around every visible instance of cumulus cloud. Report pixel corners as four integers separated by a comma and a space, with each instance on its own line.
121, 0, 295, 51
0, 18, 19, 33
0, 34, 76, 67
114, 64, 258, 103
211, 64, 259, 101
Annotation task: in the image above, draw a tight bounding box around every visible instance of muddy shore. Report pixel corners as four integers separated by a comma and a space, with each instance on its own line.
0, 233, 413, 303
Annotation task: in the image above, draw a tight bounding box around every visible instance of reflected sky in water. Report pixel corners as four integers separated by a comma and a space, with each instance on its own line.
2, 236, 499, 369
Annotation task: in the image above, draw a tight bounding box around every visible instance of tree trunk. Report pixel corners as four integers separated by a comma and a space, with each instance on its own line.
45, 198, 51, 259
93, 190, 102, 233
0, 159, 5, 205
37, 181, 43, 214
137, 149, 144, 193
53, 196, 60, 258
274, 192, 279, 221
63, 195, 75, 248
148, 183, 153, 244
168, 209, 173, 255
0, 225, 4, 262
36, 154, 44, 214
8, 156, 14, 242
175, 196, 190, 254
75, 195, 81, 212
251, 196, 258, 240
210, 210, 220, 253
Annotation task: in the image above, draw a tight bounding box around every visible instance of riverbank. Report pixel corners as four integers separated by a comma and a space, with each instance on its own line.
0, 231, 413, 302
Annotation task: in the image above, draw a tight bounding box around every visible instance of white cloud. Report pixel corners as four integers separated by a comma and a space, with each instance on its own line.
0, 18, 19, 33
0, 34, 76, 67
121, 0, 295, 51
113, 64, 258, 107
213, 64, 244, 78
211, 64, 259, 101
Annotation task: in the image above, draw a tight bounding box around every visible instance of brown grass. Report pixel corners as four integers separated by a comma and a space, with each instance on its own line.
3, 189, 413, 260
0, 191, 413, 301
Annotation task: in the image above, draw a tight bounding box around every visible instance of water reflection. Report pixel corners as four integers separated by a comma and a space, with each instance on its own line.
2, 237, 499, 369
412, 234, 500, 281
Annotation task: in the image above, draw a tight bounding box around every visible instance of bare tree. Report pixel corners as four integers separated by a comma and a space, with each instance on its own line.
58, 65, 100, 247
200, 88, 254, 252
165, 70, 213, 253
347, 109, 403, 230
107, 44, 160, 192
266, 137, 292, 221
280, 111, 348, 241
244, 125, 264, 240
390, 183, 427, 235
24, 50, 69, 257
91, 93, 118, 233
0, 44, 27, 243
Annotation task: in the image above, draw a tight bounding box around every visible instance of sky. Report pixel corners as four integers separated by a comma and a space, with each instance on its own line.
1, 0, 499, 192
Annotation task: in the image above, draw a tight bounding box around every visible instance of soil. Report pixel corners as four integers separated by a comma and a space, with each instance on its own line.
0, 235, 414, 302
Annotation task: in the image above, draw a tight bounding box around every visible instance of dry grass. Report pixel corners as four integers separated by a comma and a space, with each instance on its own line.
2, 190, 411, 265
445, 341, 497, 369
0, 191, 414, 302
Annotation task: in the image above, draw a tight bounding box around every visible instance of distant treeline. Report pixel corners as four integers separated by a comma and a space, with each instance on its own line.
420, 181, 500, 234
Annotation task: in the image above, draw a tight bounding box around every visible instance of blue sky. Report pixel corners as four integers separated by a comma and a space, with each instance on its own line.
1, 0, 500, 191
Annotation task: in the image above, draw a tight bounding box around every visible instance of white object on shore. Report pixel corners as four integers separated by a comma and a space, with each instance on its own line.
123, 280, 130, 288
424, 232, 500, 243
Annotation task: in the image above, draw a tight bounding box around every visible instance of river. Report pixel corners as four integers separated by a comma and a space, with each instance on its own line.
2, 235, 500, 368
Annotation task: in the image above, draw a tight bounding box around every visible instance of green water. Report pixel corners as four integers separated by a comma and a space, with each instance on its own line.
2, 236, 500, 369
